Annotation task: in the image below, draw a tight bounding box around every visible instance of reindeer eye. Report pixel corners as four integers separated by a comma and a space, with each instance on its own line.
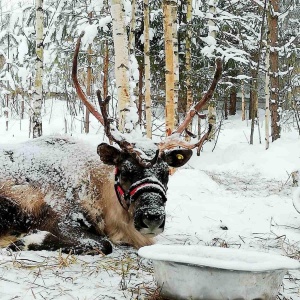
176, 154, 184, 160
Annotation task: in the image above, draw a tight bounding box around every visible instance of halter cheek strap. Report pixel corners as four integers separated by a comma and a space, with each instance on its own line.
114, 167, 167, 211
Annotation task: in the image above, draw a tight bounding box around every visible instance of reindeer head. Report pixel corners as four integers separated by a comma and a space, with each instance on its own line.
72, 33, 222, 237
97, 143, 192, 235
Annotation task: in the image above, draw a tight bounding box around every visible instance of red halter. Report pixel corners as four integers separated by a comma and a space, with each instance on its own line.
114, 167, 167, 210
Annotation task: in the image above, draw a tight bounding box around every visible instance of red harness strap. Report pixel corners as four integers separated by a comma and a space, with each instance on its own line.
114, 167, 167, 211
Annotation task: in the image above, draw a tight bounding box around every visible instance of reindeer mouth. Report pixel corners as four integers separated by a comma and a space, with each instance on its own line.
139, 221, 165, 236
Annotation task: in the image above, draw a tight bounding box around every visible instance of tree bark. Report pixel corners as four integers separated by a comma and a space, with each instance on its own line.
265, 42, 270, 150
268, 0, 280, 141
241, 79, 245, 121
110, 0, 131, 132
144, 0, 152, 138
172, 2, 179, 127
185, 0, 192, 141
103, 40, 109, 99
207, 0, 218, 140
32, 0, 44, 138
249, 52, 259, 145
138, 63, 144, 126
163, 0, 177, 136
229, 88, 237, 115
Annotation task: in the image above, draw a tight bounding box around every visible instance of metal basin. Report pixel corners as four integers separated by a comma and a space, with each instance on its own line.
138, 245, 300, 300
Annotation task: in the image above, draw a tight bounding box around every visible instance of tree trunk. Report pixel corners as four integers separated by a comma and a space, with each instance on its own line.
265, 42, 270, 150
163, 0, 177, 136
32, 0, 44, 138
138, 63, 144, 126
208, 103, 216, 141
185, 0, 192, 141
128, 0, 136, 55
207, 0, 217, 140
241, 79, 245, 121
172, 2, 179, 127
249, 52, 259, 145
110, 0, 131, 132
224, 96, 228, 120
268, 0, 280, 141
103, 40, 109, 99
229, 88, 237, 115
144, 0, 152, 138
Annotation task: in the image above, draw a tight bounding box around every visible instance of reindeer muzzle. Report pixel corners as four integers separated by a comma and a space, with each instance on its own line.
114, 168, 167, 211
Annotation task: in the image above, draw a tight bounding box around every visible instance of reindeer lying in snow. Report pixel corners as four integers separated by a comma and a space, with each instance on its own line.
0, 136, 191, 255
0, 36, 222, 255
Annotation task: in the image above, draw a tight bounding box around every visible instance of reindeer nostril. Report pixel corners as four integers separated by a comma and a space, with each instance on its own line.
142, 213, 165, 230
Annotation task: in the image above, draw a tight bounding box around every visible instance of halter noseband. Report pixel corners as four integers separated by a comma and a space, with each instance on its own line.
114, 167, 167, 211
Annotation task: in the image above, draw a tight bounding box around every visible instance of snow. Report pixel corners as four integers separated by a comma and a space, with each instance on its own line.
139, 244, 300, 272
293, 188, 300, 213
0, 101, 300, 298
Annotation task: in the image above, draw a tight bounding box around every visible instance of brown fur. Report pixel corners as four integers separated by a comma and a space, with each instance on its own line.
0, 182, 60, 237
0, 165, 153, 250
0, 182, 45, 215
83, 166, 153, 248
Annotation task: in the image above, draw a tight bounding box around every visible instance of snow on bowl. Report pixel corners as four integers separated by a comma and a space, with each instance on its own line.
138, 245, 300, 300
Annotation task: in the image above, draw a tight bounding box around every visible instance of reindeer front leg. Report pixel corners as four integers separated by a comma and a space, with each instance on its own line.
7, 229, 112, 255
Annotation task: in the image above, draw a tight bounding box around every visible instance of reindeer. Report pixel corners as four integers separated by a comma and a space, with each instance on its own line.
0, 34, 222, 255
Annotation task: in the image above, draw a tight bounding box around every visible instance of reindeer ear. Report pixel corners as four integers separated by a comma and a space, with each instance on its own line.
97, 143, 124, 165
163, 149, 193, 168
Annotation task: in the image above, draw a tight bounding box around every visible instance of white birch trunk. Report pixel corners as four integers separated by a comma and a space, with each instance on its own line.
185, 0, 192, 141
32, 0, 44, 138
129, 0, 136, 55
144, 0, 152, 138
163, 0, 176, 136
265, 43, 270, 150
171, 2, 179, 127
110, 0, 131, 132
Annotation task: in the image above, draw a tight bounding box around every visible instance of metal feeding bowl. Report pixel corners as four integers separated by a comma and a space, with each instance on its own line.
138, 244, 300, 300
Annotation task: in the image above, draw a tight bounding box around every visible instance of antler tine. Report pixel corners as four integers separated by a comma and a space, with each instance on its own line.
158, 58, 222, 154
72, 32, 104, 125
96, 90, 157, 168
73, 33, 157, 167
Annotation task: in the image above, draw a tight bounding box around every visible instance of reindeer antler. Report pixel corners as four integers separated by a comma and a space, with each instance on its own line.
72, 32, 104, 125
158, 58, 222, 155
96, 90, 159, 167
73, 32, 222, 162
72, 33, 158, 167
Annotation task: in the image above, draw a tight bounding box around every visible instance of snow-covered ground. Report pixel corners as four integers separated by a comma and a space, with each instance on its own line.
0, 99, 300, 299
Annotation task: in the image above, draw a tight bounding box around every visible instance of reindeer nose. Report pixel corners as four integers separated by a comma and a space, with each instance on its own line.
142, 212, 165, 231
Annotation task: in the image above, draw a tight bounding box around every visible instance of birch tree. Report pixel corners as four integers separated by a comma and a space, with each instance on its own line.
32, 0, 44, 138
144, 0, 152, 138
185, 0, 192, 141
163, 0, 178, 136
110, 0, 131, 132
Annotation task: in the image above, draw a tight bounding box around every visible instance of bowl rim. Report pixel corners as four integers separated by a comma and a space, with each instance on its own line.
138, 244, 300, 272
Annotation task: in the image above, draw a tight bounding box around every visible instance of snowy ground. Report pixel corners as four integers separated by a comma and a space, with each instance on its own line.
0, 99, 300, 299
